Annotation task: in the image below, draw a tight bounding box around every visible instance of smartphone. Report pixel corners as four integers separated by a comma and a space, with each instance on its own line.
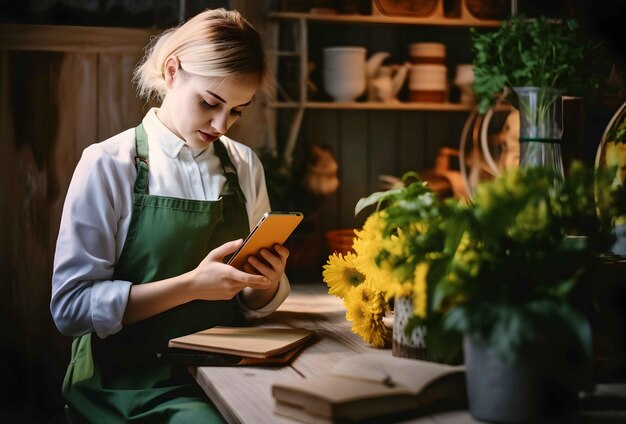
227, 211, 304, 271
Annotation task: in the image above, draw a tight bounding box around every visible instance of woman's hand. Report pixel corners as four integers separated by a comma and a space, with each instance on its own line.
189, 239, 274, 301
122, 240, 287, 326
239, 244, 289, 310
243, 244, 290, 284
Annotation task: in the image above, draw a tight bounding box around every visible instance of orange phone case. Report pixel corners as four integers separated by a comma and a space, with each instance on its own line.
227, 212, 303, 271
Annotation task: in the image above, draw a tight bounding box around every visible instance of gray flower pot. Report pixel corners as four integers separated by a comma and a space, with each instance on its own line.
464, 336, 579, 423
611, 223, 626, 256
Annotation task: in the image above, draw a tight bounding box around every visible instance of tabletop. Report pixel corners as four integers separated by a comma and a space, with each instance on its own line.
192, 283, 626, 424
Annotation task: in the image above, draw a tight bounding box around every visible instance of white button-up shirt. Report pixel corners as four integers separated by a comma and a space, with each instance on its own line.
51, 108, 290, 339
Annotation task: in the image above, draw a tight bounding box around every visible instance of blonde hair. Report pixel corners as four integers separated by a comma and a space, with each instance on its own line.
134, 8, 267, 102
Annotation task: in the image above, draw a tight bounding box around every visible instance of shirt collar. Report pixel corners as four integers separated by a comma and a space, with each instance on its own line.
142, 108, 210, 159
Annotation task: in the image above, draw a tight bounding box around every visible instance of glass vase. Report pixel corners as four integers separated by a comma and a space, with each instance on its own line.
392, 295, 428, 359
513, 87, 565, 178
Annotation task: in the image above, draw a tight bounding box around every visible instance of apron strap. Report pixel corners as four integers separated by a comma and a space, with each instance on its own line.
133, 124, 150, 195
213, 138, 247, 204
132, 125, 246, 204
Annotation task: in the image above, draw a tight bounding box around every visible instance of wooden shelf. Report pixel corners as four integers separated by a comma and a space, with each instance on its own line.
269, 101, 474, 111
268, 12, 501, 28
265, 7, 501, 167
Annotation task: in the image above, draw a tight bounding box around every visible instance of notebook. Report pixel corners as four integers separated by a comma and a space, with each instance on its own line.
168, 326, 316, 359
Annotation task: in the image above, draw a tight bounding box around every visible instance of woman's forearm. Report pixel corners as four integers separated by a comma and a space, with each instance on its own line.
122, 272, 195, 326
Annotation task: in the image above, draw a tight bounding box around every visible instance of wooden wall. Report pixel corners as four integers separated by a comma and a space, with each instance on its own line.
0, 24, 154, 421
300, 109, 466, 230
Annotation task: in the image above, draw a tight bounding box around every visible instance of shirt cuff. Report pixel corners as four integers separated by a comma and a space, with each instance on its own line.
238, 274, 290, 319
91, 279, 132, 339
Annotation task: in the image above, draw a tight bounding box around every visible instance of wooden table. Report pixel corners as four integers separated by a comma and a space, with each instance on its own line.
192, 283, 626, 424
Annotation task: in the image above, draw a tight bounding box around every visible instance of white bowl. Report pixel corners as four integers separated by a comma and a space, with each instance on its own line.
323, 46, 366, 71
323, 69, 366, 79
324, 72, 366, 102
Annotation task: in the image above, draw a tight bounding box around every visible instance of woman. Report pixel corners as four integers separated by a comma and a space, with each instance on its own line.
51, 9, 289, 422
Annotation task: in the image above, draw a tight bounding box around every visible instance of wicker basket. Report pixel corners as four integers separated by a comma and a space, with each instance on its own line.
325, 228, 358, 255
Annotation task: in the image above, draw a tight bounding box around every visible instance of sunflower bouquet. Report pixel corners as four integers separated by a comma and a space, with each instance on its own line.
323, 173, 461, 349
322, 226, 390, 348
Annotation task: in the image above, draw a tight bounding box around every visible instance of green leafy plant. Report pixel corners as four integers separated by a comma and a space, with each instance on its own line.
354, 173, 461, 303
350, 174, 466, 362
433, 163, 616, 362
471, 14, 604, 114
326, 160, 622, 363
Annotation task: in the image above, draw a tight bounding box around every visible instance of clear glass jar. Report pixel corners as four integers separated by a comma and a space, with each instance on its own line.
513, 87, 565, 179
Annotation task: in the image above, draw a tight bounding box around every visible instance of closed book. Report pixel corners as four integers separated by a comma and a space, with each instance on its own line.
272, 352, 466, 423
157, 344, 307, 367
168, 326, 315, 359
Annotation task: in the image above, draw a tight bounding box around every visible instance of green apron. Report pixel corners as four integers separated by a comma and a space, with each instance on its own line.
62, 124, 249, 423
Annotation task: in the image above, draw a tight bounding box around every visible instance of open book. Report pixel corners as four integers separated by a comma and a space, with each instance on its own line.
272, 352, 466, 423
166, 326, 315, 365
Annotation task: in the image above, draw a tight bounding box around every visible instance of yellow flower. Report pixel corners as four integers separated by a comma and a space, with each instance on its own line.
353, 212, 386, 274
352, 316, 388, 349
356, 211, 386, 240
358, 281, 389, 315
352, 213, 413, 299
353, 235, 384, 280
344, 284, 388, 348
412, 262, 429, 319
322, 252, 365, 299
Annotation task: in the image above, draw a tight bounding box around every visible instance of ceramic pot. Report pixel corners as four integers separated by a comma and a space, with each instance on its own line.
409, 64, 447, 103
323, 70, 366, 101
323, 46, 366, 71
454, 64, 475, 104
408, 42, 446, 64
323, 46, 367, 101
464, 336, 580, 423
392, 296, 427, 359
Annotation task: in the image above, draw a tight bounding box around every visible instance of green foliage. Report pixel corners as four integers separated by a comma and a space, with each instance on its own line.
444, 299, 592, 364
356, 173, 467, 363
357, 172, 465, 283
355, 164, 620, 363
471, 14, 604, 113
433, 163, 615, 361
354, 171, 423, 216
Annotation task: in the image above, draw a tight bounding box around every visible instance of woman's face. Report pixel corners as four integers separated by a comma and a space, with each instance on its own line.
158, 65, 260, 149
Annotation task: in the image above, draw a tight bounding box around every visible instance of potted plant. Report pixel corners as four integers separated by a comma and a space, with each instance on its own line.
322, 173, 463, 361
471, 14, 606, 176
433, 163, 616, 423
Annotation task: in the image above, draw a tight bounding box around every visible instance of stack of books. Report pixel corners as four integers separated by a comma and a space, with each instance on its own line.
162, 326, 316, 366
272, 353, 466, 423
